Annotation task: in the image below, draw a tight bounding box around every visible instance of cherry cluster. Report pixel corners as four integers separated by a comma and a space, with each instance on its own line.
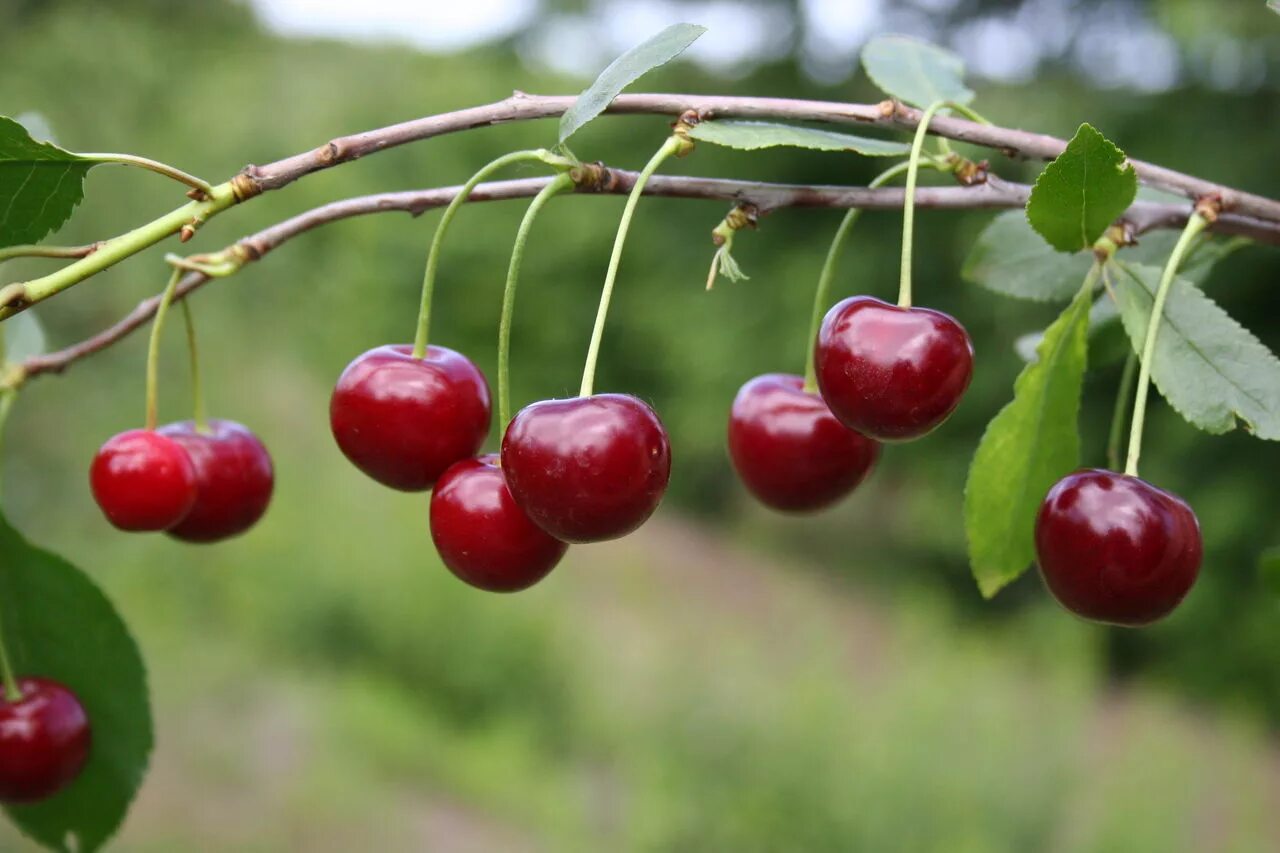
329, 344, 670, 592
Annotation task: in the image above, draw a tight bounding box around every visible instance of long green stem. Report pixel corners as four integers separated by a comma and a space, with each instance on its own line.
898, 100, 950, 308
412, 150, 555, 359
180, 298, 209, 432
80, 152, 213, 195
0, 181, 238, 321
1107, 351, 1138, 473
499, 173, 575, 432
579, 135, 682, 398
803, 159, 933, 392
145, 269, 183, 431
1124, 213, 1209, 477
0, 387, 21, 702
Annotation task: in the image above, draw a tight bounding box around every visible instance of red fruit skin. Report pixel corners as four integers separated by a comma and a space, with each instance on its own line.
89, 429, 197, 531
330, 345, 491, 492
728, 373, 879, 512
815, 295, 974, 442
1035, 469, 1202, 626
0, 677, 91, 803
429, 455, 567, 592
158, 420, 274, 543
501, 394, 671, 544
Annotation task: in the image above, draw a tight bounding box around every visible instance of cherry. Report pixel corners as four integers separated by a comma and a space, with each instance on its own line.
429, 455, 567, 592
0, 677, 91, 803
728, 373, 879, 512
89, 429, 197, 531
1035, 469, 1202, 626
158, 419, 274, 543
501, 394, 671, 543
330, 344, 491, 492
814, 295, 973, 442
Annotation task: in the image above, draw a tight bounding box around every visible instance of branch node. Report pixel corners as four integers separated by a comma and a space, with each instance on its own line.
230, 171, 262, 202
0, 283, 30, 313
878, 99, 898, 119
1194, 194, 1224, 224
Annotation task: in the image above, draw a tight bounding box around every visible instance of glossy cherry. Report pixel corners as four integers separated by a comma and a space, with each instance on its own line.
501, 394, 671, 543
89, 429, 197, 531
0, 677, 91, 803
158, 419, 274, 543
728, 373, 879, 512
330, 344, 491, 492
1035, 469, 1202, 626
430, 455, 567, 592
815, 295, 974, 442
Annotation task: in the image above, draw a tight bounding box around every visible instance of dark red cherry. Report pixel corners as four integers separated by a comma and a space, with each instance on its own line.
89, 429, 197, 531
815, 295, 973, 441
728, 373, 879, 512
330, 344, 491, 492
429, 455, 567, 592
1035, 469, 1202, 626
501, 394, 671, 543
0, 677, 91, 803
158, 419, 274, 543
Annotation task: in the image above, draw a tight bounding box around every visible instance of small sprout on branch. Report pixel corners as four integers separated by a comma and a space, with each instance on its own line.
706, 204, 757, 290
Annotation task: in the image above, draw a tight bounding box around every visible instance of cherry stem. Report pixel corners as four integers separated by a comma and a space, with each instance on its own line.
898, 100, 950, 309
499, 172, 575, 432
1107, 349, 1138, 473
579, 135, 683, 398
803, 158, 939, 392
144, 268, 183, 431
0, 387, 21, 702
80, 152, 214, 196
1124, 212, 1210, 477
0, 243, 99, 265
412, 149, 566, 360
180, 297, 209, 433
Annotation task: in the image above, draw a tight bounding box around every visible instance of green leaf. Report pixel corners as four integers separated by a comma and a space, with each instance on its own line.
1270, 0, 1280, 15
1026, 124, 1137, 253
1260, 548, 1280, 597
860, 35, 974, 108
1112, 262, 1280, 439
558, 23, 706, 144
2, 310, 46, 364
965, 280, 1093, 597
0, 513, 152, 852
686, 121, 910, 156
0, 117, 94, 249
963, 211, 1094, 302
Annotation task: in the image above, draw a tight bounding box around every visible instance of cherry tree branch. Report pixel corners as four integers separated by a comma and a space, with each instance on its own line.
20, 168, 1275, 383
4, 92, 1277, 320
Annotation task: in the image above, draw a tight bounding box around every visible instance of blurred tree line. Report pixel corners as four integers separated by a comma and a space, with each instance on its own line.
3, 0, 1279, 722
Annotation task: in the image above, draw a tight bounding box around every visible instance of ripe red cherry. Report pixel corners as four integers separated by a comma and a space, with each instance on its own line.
158, 419, 274, 543
728, 373, 879, 512
1035, 469, 1202, 626
815, 295, 974, 442
0, 677, 91, 803
330, 344, 491, 492
429, 455, 567, 592
89, 429, 197, 531
501, 394, 671, 543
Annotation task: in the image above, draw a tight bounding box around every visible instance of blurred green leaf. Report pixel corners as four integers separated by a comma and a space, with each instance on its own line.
0, 117, 94, 249
1270, 0, 1280, 15
860, 35, 974, 108
558, 23, 706, 144
1026, 124, 1136, 253
1261, 549, 1280, 596
966, 279, 1093, 598
687, 121, 909, 156
1, 310, 46, 364
0, 513, 151, 853
1113, 261, 1280, 439
963, 211, 1093, 302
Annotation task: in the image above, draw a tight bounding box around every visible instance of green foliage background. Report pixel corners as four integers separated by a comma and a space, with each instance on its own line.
3, 1, 1280, 848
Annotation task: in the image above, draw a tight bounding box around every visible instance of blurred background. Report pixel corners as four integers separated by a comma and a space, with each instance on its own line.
3, 0, 1280, 849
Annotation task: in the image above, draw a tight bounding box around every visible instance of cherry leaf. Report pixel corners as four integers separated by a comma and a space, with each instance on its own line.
0, 513, 152, 852
687, 121, 909, 156
0, 117, 95, 249
558, 23, 706, 144
860, 35, 974, 109
1026, 124, 1136, 253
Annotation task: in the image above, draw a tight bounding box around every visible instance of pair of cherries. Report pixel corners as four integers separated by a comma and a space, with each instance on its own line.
727, 295, 1202, 626
90, 420, 273, 541
329, 344, 670, 592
